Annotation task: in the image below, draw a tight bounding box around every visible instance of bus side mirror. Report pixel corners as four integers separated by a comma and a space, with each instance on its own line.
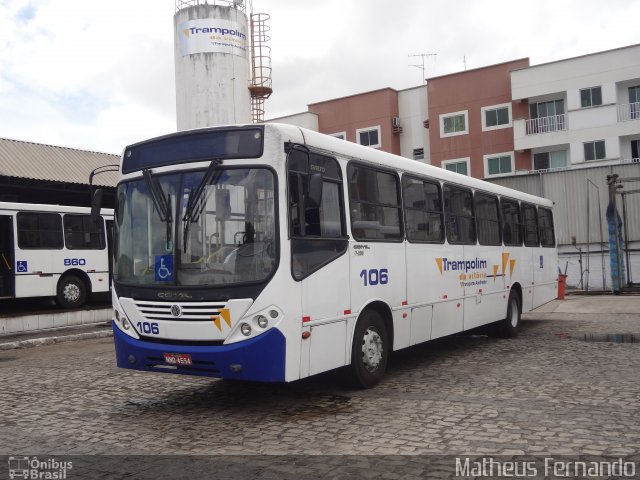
307, 173, 323, 208
91, 189, 103, 224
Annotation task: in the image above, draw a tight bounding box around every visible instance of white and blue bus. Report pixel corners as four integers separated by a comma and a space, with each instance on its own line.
0, 202, 114, 308
110, 124, 557, 387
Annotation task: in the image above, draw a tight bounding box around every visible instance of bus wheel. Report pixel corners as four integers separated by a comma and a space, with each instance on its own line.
57, 275, 87, 308
494, 290, 521, 338
348, 310, 389, 388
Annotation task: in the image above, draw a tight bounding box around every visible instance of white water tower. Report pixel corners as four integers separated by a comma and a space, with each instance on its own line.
174, 0, 252, 130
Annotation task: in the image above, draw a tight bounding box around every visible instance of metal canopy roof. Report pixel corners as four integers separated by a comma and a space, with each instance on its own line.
0, 137, 119, 187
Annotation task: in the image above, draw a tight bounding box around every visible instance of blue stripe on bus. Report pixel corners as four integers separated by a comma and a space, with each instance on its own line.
113, 322, 286, 382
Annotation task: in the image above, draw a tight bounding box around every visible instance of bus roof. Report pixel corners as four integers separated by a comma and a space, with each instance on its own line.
0, 201, 114, 217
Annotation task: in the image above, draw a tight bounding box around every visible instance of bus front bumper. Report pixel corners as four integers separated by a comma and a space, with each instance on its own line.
113, 322, 286, 382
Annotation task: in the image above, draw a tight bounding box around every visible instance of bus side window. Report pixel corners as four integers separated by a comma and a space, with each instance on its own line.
347, 164, 403, 242
401, 175, 443, 243
287, 147, 348, 280
538, 207, 556, 247
501, 199, 522, 246
522, 203, 539, 247
443, 185, 475, 244
16, 212, 63, 249
475, 193, 501, 246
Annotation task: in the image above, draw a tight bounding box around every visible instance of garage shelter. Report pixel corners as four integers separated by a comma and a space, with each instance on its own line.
0, 137, 118, 208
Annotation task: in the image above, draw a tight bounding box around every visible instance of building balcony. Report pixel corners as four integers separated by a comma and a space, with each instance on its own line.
618, 102, 640, 122
525, 114, 567, 135
513, 114, 568, 151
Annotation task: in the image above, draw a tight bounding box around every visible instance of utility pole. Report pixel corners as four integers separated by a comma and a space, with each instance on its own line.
408, 53, 437, 84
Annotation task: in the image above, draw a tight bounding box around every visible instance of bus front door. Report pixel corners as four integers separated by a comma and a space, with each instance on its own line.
0, 215, 15, 298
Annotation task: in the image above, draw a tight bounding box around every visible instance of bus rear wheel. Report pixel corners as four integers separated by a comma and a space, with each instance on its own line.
347, 310, 389, 388
57, 275, 87, 309
493, 290, 521, 338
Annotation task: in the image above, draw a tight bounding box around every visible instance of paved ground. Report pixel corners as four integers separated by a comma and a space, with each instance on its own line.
0, 295, 639, 477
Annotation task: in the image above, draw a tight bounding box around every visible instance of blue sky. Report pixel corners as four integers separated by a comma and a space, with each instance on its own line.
0, 0, 639, 154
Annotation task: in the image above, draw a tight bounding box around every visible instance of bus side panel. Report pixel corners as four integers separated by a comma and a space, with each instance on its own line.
405, 242, 434, 346
507, 247, 534, 312
463, 245, 507, 331
302, 252, 351, 376
430, 243, 464, 340
533, 247, 558, 309
14, 249, 55, 298
349, 242, 406, 349
86, 272, 110, 293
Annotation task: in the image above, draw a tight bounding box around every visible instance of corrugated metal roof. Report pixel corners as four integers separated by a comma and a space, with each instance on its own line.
0, 137, 119, 187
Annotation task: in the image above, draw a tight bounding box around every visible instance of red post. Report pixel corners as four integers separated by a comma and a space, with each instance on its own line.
557, 274, 568, 299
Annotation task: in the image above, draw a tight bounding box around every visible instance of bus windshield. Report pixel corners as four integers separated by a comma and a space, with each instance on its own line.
113, 167, 276, 287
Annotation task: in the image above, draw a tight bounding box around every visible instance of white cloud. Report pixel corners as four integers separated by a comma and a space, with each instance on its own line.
0, 0, 639, 152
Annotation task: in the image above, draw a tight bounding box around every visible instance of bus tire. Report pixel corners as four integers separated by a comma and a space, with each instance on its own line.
347, 309, 389, 388
57, 275, 87, 308
493, 290, 521, 338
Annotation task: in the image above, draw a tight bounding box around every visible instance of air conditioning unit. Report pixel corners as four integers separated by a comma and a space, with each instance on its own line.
392, 117, 401, 128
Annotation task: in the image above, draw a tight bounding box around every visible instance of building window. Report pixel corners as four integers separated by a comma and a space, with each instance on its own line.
528, 99, 565, 134
356, 126, 381, 148
442, 158, 469, 176
329, 132, 346, 140
412, 148, 424, 160
439, 110, 468, 137
484, 152, 513, 177
482, 103, 511, 131
580, 86, 602, 108
584, 140, 606, 161
629, 86, 640, 120
533, 151, 567, 171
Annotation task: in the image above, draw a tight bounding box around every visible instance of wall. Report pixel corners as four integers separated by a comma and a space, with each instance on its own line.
308, 88, 401, 155
427, 58, 530, 178
398, 86, 430, 162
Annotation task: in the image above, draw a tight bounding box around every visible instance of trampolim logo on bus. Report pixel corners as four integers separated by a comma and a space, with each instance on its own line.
435, 252, 517, 287
212, 308, 231, 332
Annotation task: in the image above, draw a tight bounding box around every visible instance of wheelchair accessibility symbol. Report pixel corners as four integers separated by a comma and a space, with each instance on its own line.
155, 255, 174, 282
16, 261, 28, 273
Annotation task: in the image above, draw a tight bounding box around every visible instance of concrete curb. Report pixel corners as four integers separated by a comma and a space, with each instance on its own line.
0, 329, 113, 351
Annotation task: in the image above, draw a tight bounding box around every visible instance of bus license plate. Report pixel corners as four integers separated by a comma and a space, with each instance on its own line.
163, 353, 192, 366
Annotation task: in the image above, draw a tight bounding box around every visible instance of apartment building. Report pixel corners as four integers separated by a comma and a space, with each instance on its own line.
426, 59, 530, 179
268, 86, 430, 162
511, 44, 640, 171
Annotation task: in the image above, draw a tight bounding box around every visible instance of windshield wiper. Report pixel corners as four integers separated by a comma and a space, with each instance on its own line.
182, 159, 222, 253
143, 169, 173, 248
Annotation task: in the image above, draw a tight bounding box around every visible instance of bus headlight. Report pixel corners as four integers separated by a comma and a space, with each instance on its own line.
240, 323, 252, 336
256, 315, 268, 329
122, 318, 131, 330
224, 305, 283, 345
